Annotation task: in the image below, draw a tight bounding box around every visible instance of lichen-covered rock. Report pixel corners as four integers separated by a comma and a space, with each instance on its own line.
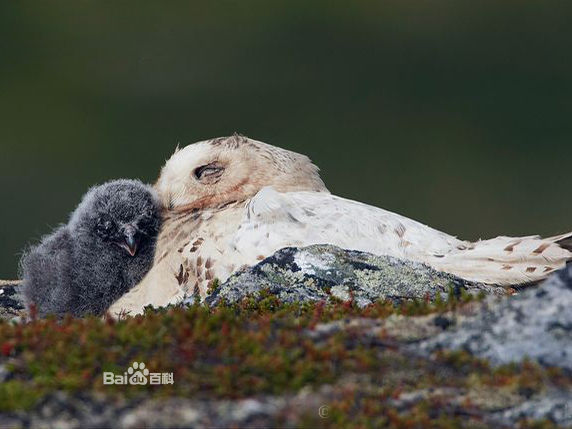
416, 263, 572, 371
0, 281, 25, 321
205, 244, 505, 307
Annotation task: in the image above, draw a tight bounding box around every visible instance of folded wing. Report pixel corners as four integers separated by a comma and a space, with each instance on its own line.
233, 187, 572, 285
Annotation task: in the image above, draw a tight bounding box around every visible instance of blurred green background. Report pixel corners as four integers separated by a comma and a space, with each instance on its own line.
1, 1, 571, 278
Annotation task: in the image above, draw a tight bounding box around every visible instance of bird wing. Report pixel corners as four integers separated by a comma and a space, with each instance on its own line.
232, 187, 572, 286
232, 186, 465, 263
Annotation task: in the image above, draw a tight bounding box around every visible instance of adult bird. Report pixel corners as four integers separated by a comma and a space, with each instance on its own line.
109, 135, 572, 315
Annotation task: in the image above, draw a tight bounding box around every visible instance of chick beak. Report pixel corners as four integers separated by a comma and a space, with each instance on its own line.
120, 227, 139, 257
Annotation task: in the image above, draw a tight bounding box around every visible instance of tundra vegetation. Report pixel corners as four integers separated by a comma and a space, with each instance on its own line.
0, 289, 568, 428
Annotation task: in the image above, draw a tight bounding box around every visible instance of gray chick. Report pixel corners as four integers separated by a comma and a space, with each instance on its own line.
20, 179, 162, 317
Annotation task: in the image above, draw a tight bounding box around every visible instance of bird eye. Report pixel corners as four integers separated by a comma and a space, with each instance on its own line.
96, 218, 115, 236
193, 162, 224, 182
139, 208, 157, 229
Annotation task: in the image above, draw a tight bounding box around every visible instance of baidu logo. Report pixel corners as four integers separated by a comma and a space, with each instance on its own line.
103, 362, 174, 385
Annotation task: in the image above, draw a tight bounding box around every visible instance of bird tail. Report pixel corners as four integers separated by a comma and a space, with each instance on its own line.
432, 232, 572, 286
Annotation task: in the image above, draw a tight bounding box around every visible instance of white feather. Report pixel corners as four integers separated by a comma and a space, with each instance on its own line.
232, 187, 571, 285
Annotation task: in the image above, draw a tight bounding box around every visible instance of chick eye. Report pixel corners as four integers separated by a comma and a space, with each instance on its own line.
140, 209, 157, 228
193, 162, 224, 182
96, 218, 115, 235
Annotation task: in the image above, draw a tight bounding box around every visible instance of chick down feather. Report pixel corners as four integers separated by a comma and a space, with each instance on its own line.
20, 179, 162, 317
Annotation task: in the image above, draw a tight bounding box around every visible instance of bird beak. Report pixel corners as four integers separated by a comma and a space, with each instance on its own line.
119, 226, 139, 257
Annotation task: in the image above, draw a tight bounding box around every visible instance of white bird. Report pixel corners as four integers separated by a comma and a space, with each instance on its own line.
109, 134, 572, 316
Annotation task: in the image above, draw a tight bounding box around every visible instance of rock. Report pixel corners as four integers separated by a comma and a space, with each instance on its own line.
490, 391, 572, 427
0, 392, 134, 429
415, 263, 572, 371
386, 386, 572, 427
3, 372, 570, 427
206, 244, 505, 307
0, 388, 336, 429
0, 281, 25, 321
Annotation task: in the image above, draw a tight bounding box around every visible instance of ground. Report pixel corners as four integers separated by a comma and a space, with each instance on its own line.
0, 246, 570, 428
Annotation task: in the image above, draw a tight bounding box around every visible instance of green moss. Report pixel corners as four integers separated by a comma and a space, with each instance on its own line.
0, 380, 45, 412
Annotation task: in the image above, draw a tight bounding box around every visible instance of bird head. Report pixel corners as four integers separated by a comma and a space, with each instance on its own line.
155, 134, 328, 212
69, 180, 162, 257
